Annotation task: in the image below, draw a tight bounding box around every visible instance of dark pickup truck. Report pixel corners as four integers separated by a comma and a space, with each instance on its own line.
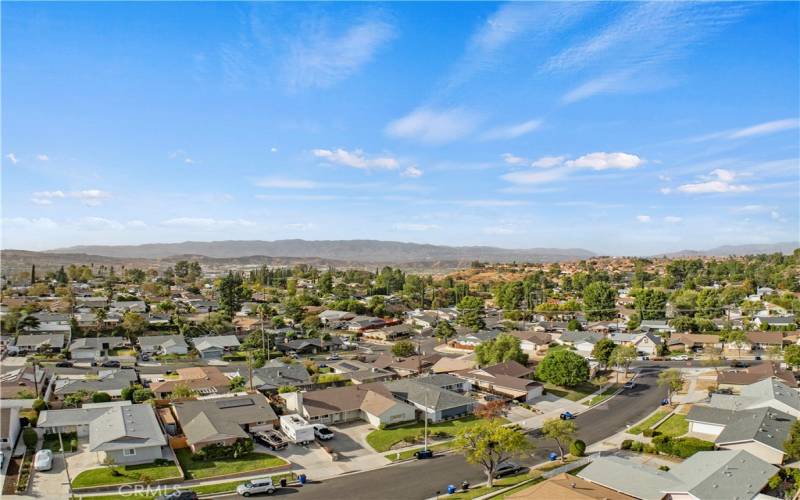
254, 430, 289, 450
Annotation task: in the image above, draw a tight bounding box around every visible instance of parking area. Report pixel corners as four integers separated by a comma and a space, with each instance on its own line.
326, 422, 374, 459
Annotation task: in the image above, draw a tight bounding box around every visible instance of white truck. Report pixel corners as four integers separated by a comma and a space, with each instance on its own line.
279, 414, 316, 445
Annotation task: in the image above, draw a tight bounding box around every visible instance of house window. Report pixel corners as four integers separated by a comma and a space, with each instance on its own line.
123, 448, 136, 456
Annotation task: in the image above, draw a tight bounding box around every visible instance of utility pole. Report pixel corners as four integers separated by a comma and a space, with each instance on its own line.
248, 349, 254, 392
59, 431, 74, 498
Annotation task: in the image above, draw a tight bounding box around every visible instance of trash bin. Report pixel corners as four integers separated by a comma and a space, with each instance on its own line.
280, 478, 287, 488
447, 485, 456, 494
299, 473, 307, 484
548, 452, 558, 461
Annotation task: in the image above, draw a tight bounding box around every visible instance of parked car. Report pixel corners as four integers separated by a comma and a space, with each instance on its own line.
326, 353, 341, 361
623, 381, 636, 389
140, 354, 151, 362
730, 360, 749, 368
55, 361, 73, 368
253, 430, 288, 450
754, 356, 762, 361
0, 450, 4, 468
101, 360, 121, 368
559, 411, 575, 420
494, 462, 526, 478
671, 355, 689, 361
414, 449, 434, 459
312, 424, 334, 441
155, 491, 198, 500
237, 477, 277, 496
34, 449, 53, 471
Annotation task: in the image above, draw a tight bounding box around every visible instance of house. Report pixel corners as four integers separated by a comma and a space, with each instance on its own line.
109, 300, 147, 313
191, 335, 240, 359
277, 336, 344, 355
609, 332, 663, 356
638, 320, 674, 334
431, 357, 476, 374
138, 335, 189, 356
171, 393, 278, 452
710, 378, 800, 418
13, 334, 66, 353
578, 450, 777, 500
480, 360, 534, 378
454, 367, 543, 403
39, 401, 167, 465
363, 324, 413, 341
318, 310, 356, 325
667, 333, 722, 352
0, 367, 47, 400
326, 359, 396, 384
384, 378, 476, 422
54, 369, 138, 400
686, 405, 794, 464
347, 315, 386, 332
406, 313, 439, 329
745, 331, 785, 352
506, 472, 634, 500
150, 366, 232, 398
449, 330, 498, 350
0, 406, 21, 450
415, 374, 470, 393
68, 337, 127, 361
753, 315, 796, 329
30, 311, 71, 326
372, 352, 443, 377
282, 384, 416, 427
507, 331, 551, 355
557, 331, 604, 353
717, 362, 798, 391
246, 360, 313, 392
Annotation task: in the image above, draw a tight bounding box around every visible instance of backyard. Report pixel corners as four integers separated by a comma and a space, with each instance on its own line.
71, 461, 181, 488
366, 416, 500, 453
175, 449, 287, 480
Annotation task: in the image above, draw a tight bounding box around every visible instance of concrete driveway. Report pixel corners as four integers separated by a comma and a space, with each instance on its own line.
327, 422, 374, 459
30, 452, 69, 498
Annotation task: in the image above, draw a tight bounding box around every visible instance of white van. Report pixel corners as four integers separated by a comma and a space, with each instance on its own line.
236, 477, 276, 496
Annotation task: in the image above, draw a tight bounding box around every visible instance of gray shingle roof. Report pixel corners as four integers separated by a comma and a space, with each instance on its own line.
172, 394, 278, 446
89, 404, 167, 452
385, 379, 474, 412
15, 334, 65, 349
715, 407, 793, 453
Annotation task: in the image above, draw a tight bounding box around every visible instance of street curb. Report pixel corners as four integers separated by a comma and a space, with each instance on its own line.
582, 372, 639, 410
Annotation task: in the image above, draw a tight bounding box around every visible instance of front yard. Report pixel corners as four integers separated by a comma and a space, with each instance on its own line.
42, 432, 78, 452
542, 380, 602, 402
175, 449, 287, 480
654, 414, 688, 437
366, 416, 503, 453
71, 461, 181, 488
628, 408, 670, 435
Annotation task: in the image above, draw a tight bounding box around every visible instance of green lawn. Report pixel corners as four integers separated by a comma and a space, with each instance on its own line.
42, 432, 78, 452
385, 441, 455, 461
585, 384, 621, 406
543, 381, 602, 402
75, 474, 295, 500
655, 414, 688, 437
366, 416, 502, 453
175, 449, 287, 480
628, 409, 670, 435
445, 473, 538, 500
71, 462, 181, 488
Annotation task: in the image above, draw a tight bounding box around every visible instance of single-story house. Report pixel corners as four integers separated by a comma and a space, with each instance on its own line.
557, 331, 604, 353
431, 357, 476, 374
384, 378, 476, 422
371, 352, 443, 377
171, 393, 278, 452
0, 406, 21, 450
454, 367, 543, 403
326, 359, 396, 384
191, 335, 240, 359
318, 310, 356, 325
69, 337, 127, 361
247, 360, 313, 392
745, 331, 785, 352
609, 332, 663, 356
14, 334, 66, 353
150, 366, 232, 398
667, 333, 723, 352
686, 405, 794, 464
717, 362, 798, 391
138, 335, 189, 356
449, 330, 498, 350
506, 472, 634, 500
347, 316, 386, 332
282, 384, 416, 427
30, 312, 71, 326
53, 368, 138, 401
39, 402, 167, 465
638, 320, 674, 334
109, 300, 147, 313
710, 378, 800, 418
507, 331, 551, 355
363, 324, 413, 341
753, 315, 796, 329
406, 313, 439, 329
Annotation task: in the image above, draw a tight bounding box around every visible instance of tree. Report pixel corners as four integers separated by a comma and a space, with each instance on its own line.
570, 439, 586, 457
475, 334, 528, 366
457, 296, 485, 332
633, 288, 668, 320
591, 338, 616, 368
537, 350, 589, 387
453, 420, 532, 488
435, 321, 456, 342
784, 420, 800, 461
63, 390, 90, 408
766, 345, 783, 362
218, 272, 248, 319
474, 400, 508, 420
658, 369, 685, 404
16, 314, 40, 335
609, 344, 637, 382
95, 308, 108, 333
582, 282, 617, 320
121, 311, 147, 341
132, 387, 154, 403
22, 428, 38, 449
727, 330, 749, 359
783, 344, 800, 369
566, 318, 582, 331
92, 392, 112, 403
170, 383, 196, 399
392, 340, 416, 358
228, 375, 246, 392
542, 418, 577, 462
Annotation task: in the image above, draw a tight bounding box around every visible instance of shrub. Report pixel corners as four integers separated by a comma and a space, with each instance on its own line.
652, 434, 672, 455
32, 399, 47, 412
194, 438, 254, 461
620, 439, 633, 450
22, 428, 37, 449
378, 423, 387, 430
153, 458, 171, 466
69, 437, 78, 451
669, 437, 714, 458
630, 441, 644, 452
570, 440, 586, 457
642, 428, 657, 438
644, 444, 657, 454
92, 392, 112, 403
659, 465, 671, 471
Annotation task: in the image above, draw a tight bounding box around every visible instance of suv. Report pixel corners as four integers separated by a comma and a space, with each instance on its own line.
101, 360, 121, 368
312, 423, 334, 441
254, 430, 288, 450
237, 477, 277, 496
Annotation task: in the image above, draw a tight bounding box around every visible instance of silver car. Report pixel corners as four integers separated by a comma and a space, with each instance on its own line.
34, 449, 54, 471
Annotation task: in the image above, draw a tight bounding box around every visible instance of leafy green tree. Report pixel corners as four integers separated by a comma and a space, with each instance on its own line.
121, 311, 147, 341
610, 344, 637, 381
278, 385, 298, 394
784, 344, 800, 369
475, 334, 527, 366
591, 338, 616, 368
633, 288, 668, 320
132, 387, 154, 403
170, 383, 196, 399
582, 282, 617, 320
542, 418, 577, 461
784, 420, 800, 461
453, 420, 533, 487
566, 318, 582, 331
228, 375, 246, 392
318, 272, 333, 294
218, 271, 248, 318
22, 428, 38, 449
63, 390, 91, 408
726, 330, 749, 359
537, 350, 589, 387
435, 321, 456, 341
457, 296, 485, 331
658, 369, 685, 404
91, 392, 112, 403
391, 340, 416, 358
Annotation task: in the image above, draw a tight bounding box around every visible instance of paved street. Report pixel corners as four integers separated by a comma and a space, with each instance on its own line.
218, 367, 668, 500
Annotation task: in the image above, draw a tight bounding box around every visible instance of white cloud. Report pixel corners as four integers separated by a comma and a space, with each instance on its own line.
664, 216, 683, 223
660, 187, 672, 195
385, 107, 480, 144
285, 223, 315, 231
270, 147, 278, 153
709, 168, 735, 182
730, 118, 799, 138
400, 166, 423, 178
168, 150, 195, 164
312, 148, 399, 170
73, 217, 124, 231
256, 178, 319, 189
502, 167, 571, 185
36, 154, 49, 161
31, 191, 66, 205
459, 199, 529, 207
532, 155, 567, 168
502, 153, 528, 166
127, 220, 148, 228
256, 194, 340, 202
636, 215, 652, 223
71, 190, 112, 206
482, 119, 542, 140
184, 158, 195, 164
2, 217, 57, 229
5, 153, 19, 165
677, 169, 751, 194
161, 217, 257, 229
734, 204, 768, 213
482, 226, 517, 235
393, 223, 439, 231
283, 17, 394, 89
567, 152, 644, 170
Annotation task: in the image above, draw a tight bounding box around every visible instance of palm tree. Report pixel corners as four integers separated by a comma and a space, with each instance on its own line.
16, 314, 40, 336
95, 308, 108, 338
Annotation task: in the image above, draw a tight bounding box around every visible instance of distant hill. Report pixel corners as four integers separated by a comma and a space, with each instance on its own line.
660, 242, 798, 258
46, 239, 596, 263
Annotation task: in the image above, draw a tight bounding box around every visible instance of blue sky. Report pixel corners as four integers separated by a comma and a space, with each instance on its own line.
2, 2, 798, 255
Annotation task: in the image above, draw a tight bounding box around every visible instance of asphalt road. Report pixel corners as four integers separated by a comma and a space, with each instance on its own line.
218, 367, 669, 500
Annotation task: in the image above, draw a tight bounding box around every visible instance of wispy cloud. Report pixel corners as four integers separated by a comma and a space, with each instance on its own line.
168, 150, 195, 164
677, 169, 751, 194
256, 178, 319, 189
636, 215, 652, 223
664, 216, 683, 223
393, 222, 439, 231
36, 154, 49, 161
690, 118, 800, 142
5, 153, 19, 165
31, 189, 111, 206
385, 107, 481, 144
161, 217, 257, 229
481, 119, 542, 140
400, 166, 423, 178
313, 148, 399, 170
501, 151, 645, 186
